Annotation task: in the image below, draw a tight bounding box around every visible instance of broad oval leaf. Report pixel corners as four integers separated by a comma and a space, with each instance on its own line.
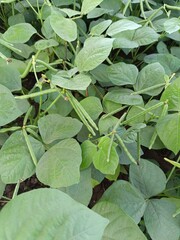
156, 113, 180, 154
130, 159, 166, 198
52, 73, 92, 90
0, 84, 22, 126
60, 168, 92, 206
3, 23, 37, 43
36, 138, 82, 188
144, 199, 180, 240
38, 114, 83, 144
93, 201, 147, 240
50, 13, 77, 42
90, 20, 112, 36
134, 63, 165, 96
108, 62, 138, 86
107, 19, 141, 36
81, 0, 103, 15
34, 39, 59, 50
80, 96, 103, 120
100, 180, 147, 223
0, 188, 109, 239
161, 77, 180, 111
75, 37, 114, 72
164, 18, 180, 34
0, 64, 21, 91
0, 131, 45, 183
93, 136, 119, 175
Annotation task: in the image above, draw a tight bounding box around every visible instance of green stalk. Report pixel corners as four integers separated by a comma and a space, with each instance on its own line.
0, 126, 21, 133
131, 83, 165, 95
12, 181, 21, 199
23, 129, 38, 166
15, 88, 59, 99
166, 155, 180, 183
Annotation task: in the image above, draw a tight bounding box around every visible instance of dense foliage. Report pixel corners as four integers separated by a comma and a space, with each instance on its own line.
0, 0, 179, 239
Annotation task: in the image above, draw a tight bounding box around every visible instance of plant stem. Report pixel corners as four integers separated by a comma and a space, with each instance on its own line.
166, 154, 180, 183
15, 88, 59, 99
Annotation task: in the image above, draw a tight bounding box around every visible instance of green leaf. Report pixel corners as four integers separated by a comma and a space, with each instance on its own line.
103, 88, 143, 106
93, 201, 147, 240
0, 64, 21, 91
164, 18, 180, 34
80, 96, 103, 120
0, 84, 22, 126
107, 62, 138, 86
134, 63, 165, 96
34, 39, 59, 50
81, 140, 97, 169
0, 131, 45, 184
90, 20, 112, 36
50, 13, 77, 42
81, 0, 103, 14
156, 113, 180, 154
144, 54, 180, 75
107, 19, 141, 36
100, 180, 147, 223
93, 136, 119, 175
75, 37, 114, 72
0, 188, 109, 239
144, 199, 180, 240
36, 139, 82, 188
3, 23, 37, 43
161, 77, 180, 111
59, 168, 92, 206
0, 177, 5, 198
113, 27, 159, 49
98, 116, 119, 135
38, 114, 82, 144
130, 159, 166, 198
52, 73, 92, 90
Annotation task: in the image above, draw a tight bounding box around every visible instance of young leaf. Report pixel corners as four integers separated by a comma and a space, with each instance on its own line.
93, 136, 119, 175
93, 201, 147, 240
81, 140, 97, 169
0, 84, 22, 126
134, 63, 165, 96
75, 37, 114, 72
100, 180, 147, 223
107, 62, 138, 86
0, 188, 109, 239
36, 139, 82, 188
38, 114, 83, 144
34, 39, 59, 50
0, 131, 45, 184
107, 19, 141, 36
81, 0, 103, 15
50, 13, 77, 42
3, 23, 37, 43
130, 159, 166, 198
144, 199, 180, 240
90, 20, 112, 36
156, 113, 180, 154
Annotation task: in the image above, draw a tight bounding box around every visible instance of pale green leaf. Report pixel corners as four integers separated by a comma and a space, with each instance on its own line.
34, 39, 58, 50
134, 63, 165, 96
144, 199, 180, 240
3, 23, 37, 43
0, 177, 5, 198
59, 168, 92, 205
52, 73, 92, 90
108, 62, 138, 86
36, 139, 82, 188
50, 13, 77, 42
0, 84, 22, 126
0, 131, 45, 184
81, 0, 103, 14
93, 136, 119, 175
100, 180, 147, 223
161, 77, 180, 111
90, 20, 112, 36
107, 19, 141, 36
164, 18, 180, 34
0, 188, 109, 239
93, 201, 147, 240
38, 114, 82, 144
75, 37, 114, 72
130, 159, 166, 198
81, 140, 97, 169
156, 113, 180, 154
